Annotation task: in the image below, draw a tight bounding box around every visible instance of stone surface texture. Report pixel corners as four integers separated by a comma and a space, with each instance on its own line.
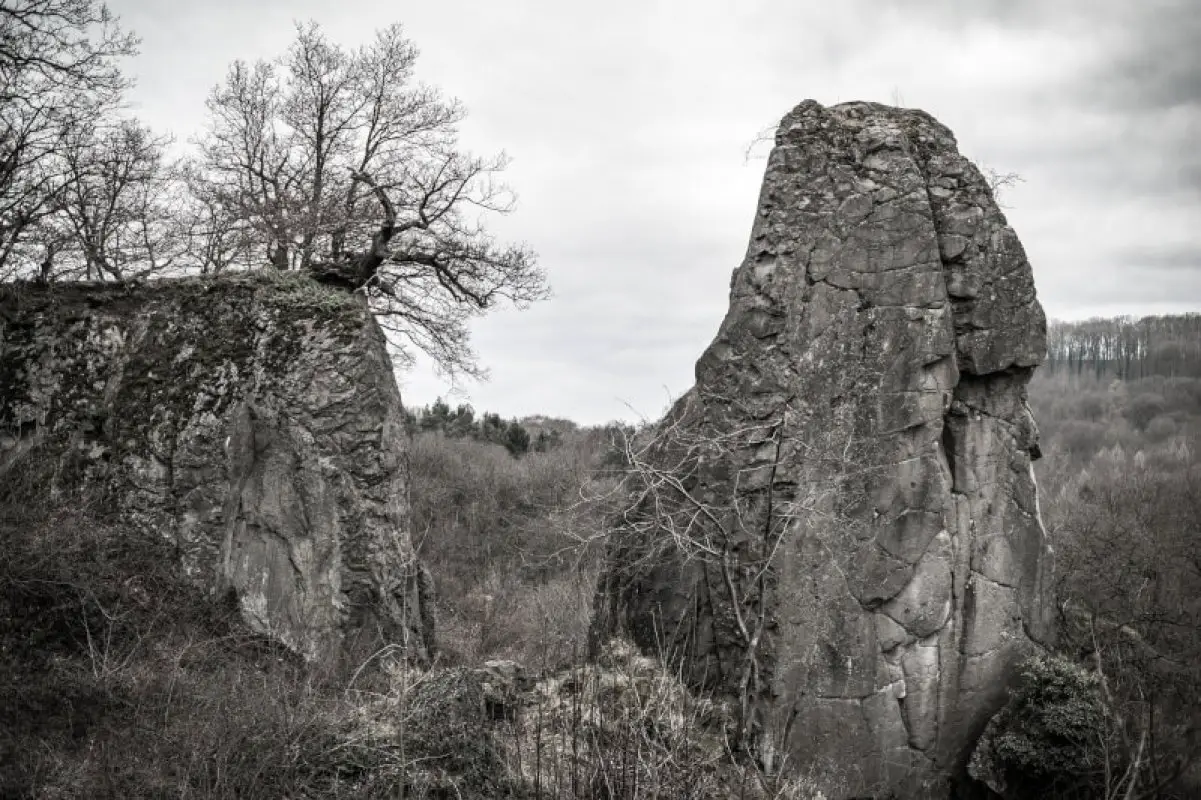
594, 100, 1054, 797
0, 273, 432, 662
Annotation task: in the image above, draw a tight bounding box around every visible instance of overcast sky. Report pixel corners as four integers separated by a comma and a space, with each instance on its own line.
108, 0, 1200, 425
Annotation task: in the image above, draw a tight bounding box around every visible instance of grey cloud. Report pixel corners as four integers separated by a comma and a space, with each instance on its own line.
1036, 268, 1197, 312
1080, 0, 1201, 113
105, 0, 1201, 424
1063, 2, 1200, 197
900, 0, 1199, 136
892, 0, 1103, 31
962, 82, 1201, 200
1120, 244, 1201, 271
991, 127, 1201, 199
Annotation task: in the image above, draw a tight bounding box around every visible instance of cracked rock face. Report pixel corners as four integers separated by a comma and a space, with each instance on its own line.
0, 274, 433, 662
594, 100, 1054, 797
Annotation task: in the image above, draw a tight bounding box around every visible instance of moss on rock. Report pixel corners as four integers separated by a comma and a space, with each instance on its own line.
0, 272, 430, 663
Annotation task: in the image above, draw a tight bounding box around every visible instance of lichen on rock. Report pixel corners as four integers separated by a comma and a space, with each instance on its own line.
593, 100, 1054, 798
0, 272, 433, 662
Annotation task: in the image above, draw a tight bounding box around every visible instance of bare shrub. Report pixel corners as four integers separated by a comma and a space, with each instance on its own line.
409, 428, 610, 667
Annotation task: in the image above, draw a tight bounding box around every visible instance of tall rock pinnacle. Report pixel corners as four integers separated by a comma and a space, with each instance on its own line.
595, 100, 1055, 797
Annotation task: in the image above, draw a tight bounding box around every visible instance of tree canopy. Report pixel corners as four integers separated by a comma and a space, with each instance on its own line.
1, 6, 547, 377
188, 21, 548, 376
0, 0, 139, 278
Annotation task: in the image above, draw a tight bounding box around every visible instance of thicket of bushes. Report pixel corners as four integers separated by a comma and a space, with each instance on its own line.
0, 487, 378, 798
1, 422, 831, 799
407, 421, 609, 669
971, 655, 1116, 799
1030, 370, 1201, 463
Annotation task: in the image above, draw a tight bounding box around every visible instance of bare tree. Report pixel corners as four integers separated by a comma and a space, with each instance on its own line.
190, 58, 295, 272
743, 123, 777, 164
1047, 443, 1201, 797
982, 166, 1024, 208
58, 119, 181, 280
0, 0, 138, 278
1043, 315, 1201, 380
593, 390, 875, 778
177, 161, 255, 274
189, 21, 548, 376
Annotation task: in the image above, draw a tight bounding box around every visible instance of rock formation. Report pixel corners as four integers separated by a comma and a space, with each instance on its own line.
0, 272, 433, 662
594, 100, 1054, 797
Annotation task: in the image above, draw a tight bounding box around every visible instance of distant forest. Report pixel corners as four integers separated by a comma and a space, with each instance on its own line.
1026, 314, 1201, 795
1033, 313, 1201, 463
1045, 314, 1201, 379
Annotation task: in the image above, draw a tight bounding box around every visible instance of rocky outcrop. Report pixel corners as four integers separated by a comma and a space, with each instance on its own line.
0, 272, 433, 662
594, 100, 1054, 797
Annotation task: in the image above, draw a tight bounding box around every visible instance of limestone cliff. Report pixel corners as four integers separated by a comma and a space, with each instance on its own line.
594, 101, 1054, 797
0, 272, 433, 662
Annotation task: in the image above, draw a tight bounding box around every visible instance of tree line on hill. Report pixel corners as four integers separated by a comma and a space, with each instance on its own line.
405, 398, 569, 457
1045, 314, 1201, 380
1011, 312, 1201, 797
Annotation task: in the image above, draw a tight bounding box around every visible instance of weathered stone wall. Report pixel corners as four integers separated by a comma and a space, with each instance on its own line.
594, 101, 1054, 797
0, 272, 432, 662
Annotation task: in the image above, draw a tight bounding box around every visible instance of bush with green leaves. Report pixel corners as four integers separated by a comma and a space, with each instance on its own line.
970, 654, 1115, 799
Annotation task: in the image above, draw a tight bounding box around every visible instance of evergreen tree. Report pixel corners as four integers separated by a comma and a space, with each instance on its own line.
503, 421, 531, 457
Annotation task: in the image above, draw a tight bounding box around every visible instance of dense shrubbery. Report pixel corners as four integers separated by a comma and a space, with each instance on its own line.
406, 415, 623, 669
1, 437, 828, 799
406, 399, 571, 457
972, 646, 1200, 799
1030, 371, 1201, 464
1033, 440, 1201, 798
970, 655, 1113, 799
0, 487, 379, 798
